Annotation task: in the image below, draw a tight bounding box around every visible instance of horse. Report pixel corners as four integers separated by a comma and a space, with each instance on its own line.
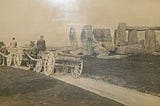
0, 42, 9, 65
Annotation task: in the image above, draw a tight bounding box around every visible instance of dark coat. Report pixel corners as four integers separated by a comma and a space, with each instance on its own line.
37, 39, 46, 51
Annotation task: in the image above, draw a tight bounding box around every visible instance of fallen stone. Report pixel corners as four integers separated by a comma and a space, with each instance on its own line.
93, 43, 109, 56
97, 55, 128, 59
102, 42, 116, 52
116, 45, 144, 54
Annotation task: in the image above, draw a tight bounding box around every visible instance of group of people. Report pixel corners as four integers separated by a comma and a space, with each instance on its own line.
0, 36, 46, 66
29, 36, 46, 52
0, 35, 46, 51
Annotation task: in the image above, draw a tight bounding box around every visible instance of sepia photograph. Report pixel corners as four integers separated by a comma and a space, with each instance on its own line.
0, 0, 160, 106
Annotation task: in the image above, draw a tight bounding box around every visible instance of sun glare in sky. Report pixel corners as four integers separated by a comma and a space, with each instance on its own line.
47, 0, 75, 6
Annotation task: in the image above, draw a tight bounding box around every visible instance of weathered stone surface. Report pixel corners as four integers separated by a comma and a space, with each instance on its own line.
117, 23, 127, 46
93, 29, 103, 42
93, 42, 116, 57
116, 45, 144, 54
103, 29, 112, 42
156, 40, 160, 52
128, 30, 138, 45
125, 45, 144, 54
139, 40, 145, 49
81, 25, 93, 43
115, 46, 127, 54
93, 43, 109, 56
69, 27, 76, 40
145, 29, 156, 52
93, 29, 112, 42
69, 27, 78, 49
102, 42, 116, 52
70, 49, 82, 55
81, 25, 93, 55
97, 55, 128, 59
126, 26, 160, 31
114, 29, 119, 45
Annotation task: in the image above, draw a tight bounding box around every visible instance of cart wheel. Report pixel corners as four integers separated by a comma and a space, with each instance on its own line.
14, 53, 22, 67
71, 60, 83, 78
7, 54, 12, 66
44, 53, 55, 76
34, 59, 43, 73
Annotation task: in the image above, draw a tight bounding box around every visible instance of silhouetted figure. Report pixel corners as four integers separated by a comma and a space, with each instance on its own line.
10, 37, 17, 48
0, 42, 8, 65
37, 36, 46, 52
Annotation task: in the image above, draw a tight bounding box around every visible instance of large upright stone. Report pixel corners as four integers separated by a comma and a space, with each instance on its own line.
128, 30, 138, 45
114, 29, 119, 45
103, 29, 112, 42
81, 25, 93, 55
69, 27, 78, 49
93, 29, 103, 41
145, 29, 156, 52
155, 40, 160, 52
69, 27, 76, 40
81, 25, 93, 42
93, 28, 112, 42
117, 23, 127, 46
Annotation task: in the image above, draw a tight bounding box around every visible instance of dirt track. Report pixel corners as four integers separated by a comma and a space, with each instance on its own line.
83, 54, 160, 96
0, 66, 123, 106
53, 75, 160, 106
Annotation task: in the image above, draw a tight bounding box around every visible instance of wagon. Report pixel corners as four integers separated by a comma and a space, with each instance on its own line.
0, 46, 84, 78
0, 47, 28, 67
26, 51, 83, 78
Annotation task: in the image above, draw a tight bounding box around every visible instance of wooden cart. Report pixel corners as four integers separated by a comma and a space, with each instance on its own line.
0, 47, 83, 78
26, 51, 83, 78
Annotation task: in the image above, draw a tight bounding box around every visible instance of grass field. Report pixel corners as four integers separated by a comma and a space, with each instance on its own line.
83, 54, 160, 96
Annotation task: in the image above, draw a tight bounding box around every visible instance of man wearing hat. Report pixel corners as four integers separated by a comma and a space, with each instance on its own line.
37, 36, 46, 52
10, 37, 17, 48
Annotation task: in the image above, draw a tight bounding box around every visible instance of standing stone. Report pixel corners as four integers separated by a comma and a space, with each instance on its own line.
145, 29, 156, 52
69, 27, 78, 49
155, 40, 160, 52
93, 29, 103, 42
81, 25, 93, 55
114, 29, 119, 45
93, 28, 112, 42
103, 29, 112, 42
117, 23, 127, 46
128, 30, 138, 45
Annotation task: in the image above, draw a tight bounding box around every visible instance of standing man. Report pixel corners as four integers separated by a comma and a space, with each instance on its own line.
0, 41, 8, 65
10, 37, 17, 48
37, 35, 46, 52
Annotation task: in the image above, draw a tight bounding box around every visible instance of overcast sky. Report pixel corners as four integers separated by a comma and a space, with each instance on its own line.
0, 0, 160, 46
